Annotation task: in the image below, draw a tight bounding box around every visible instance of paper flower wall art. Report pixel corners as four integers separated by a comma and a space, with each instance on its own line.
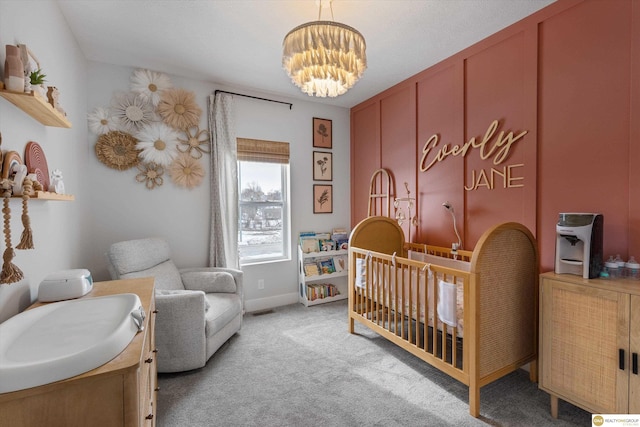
95, 131, 141, 170
135, 122, 180, 167
177, 126, 210, 159
130, 68, 172, 107
111, 91, 155, 134
87, 107, 118, 135
136, 162, 164, 190
169, 153, 205, 189
157, 88, 202, 130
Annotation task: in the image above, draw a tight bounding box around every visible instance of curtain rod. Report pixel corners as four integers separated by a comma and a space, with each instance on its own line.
214, 90, 293, 110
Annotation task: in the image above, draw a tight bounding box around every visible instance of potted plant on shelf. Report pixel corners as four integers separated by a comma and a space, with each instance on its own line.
28, 69, 46, 98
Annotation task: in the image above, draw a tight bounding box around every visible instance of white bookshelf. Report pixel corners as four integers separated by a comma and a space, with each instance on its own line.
298, 246, 348, 306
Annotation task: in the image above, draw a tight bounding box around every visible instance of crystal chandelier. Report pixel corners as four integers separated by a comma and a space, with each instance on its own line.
282, 0, 367, 98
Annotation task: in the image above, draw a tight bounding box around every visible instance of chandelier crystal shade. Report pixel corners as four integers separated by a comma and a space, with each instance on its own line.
282, 17, 366, 98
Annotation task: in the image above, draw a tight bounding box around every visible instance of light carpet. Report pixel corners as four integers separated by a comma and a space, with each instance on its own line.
157, 300, 590, 427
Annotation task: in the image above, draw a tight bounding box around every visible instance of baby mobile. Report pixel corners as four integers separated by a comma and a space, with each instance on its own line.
88, 69, 209, 190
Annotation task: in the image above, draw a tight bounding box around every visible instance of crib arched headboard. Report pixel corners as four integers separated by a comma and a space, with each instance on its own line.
349, 215, 405, 256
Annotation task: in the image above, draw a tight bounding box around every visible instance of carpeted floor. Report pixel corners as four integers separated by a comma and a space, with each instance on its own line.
157, 300, 591, 427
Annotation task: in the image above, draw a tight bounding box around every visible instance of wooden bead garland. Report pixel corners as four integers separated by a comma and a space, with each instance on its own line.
0, 179, 23, 284
16, 177, 34, 250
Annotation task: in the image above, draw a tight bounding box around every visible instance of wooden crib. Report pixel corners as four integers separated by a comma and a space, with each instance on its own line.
347, 216, 538, 417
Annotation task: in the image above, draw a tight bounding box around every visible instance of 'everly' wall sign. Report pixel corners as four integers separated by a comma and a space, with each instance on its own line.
419, 119, 528, 191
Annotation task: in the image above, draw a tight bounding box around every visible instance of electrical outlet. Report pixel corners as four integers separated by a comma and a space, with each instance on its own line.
257, 279, 265, 289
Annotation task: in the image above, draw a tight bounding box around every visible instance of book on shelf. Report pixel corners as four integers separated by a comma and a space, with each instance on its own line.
331, 228, 349, 250
300, 230, 348, 253
334, 238, 349, 250
306, 283, 340, 301
318, 258, 336, 274
303, 262, 320, 276
318, 238, 336, 252
332, 255, 347, 273
300, 237, 319, 254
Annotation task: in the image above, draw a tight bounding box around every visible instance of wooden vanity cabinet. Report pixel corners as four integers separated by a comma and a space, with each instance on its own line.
0, 278, 157, 427
539, 272, 640, 417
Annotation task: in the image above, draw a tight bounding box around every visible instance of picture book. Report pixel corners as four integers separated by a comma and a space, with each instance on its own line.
332, 255, 347, 273
319, 258, 336, 274
335, 238, 349, 250
319, 239, 336, 251
304, 262, 320, 276
300, 238, 319, 253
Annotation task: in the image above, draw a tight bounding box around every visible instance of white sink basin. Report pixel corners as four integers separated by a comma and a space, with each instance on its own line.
0, 293, 143, 393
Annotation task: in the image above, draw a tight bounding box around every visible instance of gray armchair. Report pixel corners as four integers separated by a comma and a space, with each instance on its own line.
106, 237, 243, 373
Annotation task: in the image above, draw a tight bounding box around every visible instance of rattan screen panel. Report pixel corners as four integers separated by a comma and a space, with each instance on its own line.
549, 287, 618, 410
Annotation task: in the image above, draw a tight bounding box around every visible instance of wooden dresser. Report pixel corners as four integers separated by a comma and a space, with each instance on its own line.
0, 278, 157, 427
539, 272, 640, 417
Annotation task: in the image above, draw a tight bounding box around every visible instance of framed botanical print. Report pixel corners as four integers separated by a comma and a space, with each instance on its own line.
313, 117, 332, 149
313, 184, 333, 214
313, 151, 332, 181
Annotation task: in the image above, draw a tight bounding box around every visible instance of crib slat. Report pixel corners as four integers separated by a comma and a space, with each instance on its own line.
423, 266, 429, 353
393, 259, 399, 335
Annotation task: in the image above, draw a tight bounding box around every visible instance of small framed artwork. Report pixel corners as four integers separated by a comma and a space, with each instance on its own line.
313, 151, 332, 181
313, 117, 332, 149
313, 184, 333, 214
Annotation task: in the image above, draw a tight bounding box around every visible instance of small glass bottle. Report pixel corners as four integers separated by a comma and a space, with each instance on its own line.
615, 254, 626, 277
603, 256, 619, 279
625, 256, 640, 280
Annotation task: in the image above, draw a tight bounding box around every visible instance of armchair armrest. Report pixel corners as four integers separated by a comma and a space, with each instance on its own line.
154, 291, 207, 372
179, 267, 243, 302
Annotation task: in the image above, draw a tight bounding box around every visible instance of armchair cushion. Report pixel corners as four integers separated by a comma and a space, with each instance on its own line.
204, 293, 243, 338
181, 271, 236, 293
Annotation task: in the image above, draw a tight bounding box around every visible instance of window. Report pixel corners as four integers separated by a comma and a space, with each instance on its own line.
237, 138, 290, 265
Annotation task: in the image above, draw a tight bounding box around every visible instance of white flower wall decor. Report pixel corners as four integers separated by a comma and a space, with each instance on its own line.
87, 107, 118, 135
130, 68, 172, 107
136, 122, 180, 167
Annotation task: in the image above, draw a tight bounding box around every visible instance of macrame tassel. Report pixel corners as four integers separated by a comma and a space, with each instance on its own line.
1, 184, 23, 284
16, 177, 34, 250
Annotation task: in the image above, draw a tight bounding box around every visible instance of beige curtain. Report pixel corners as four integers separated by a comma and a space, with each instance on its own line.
208, 92, 238, 268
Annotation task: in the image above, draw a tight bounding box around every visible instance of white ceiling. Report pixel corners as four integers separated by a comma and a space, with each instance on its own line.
56, 0, 555, 109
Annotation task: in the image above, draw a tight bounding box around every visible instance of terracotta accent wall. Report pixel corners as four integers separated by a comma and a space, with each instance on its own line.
380, 86, 416, 240
538, 0, 632, 271
416, 63, 463, 247
350, 0, 639, 272
351, 102, 380, 222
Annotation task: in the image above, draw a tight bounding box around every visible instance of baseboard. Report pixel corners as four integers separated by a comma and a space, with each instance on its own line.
245, 292, 298, 313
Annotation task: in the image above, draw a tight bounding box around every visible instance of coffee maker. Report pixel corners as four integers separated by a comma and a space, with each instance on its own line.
555, 213, 603, 279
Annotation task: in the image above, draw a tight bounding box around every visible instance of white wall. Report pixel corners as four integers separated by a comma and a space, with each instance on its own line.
85, 63, 351, 312
0, 0, 88, 321
0, 1, 350, 319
